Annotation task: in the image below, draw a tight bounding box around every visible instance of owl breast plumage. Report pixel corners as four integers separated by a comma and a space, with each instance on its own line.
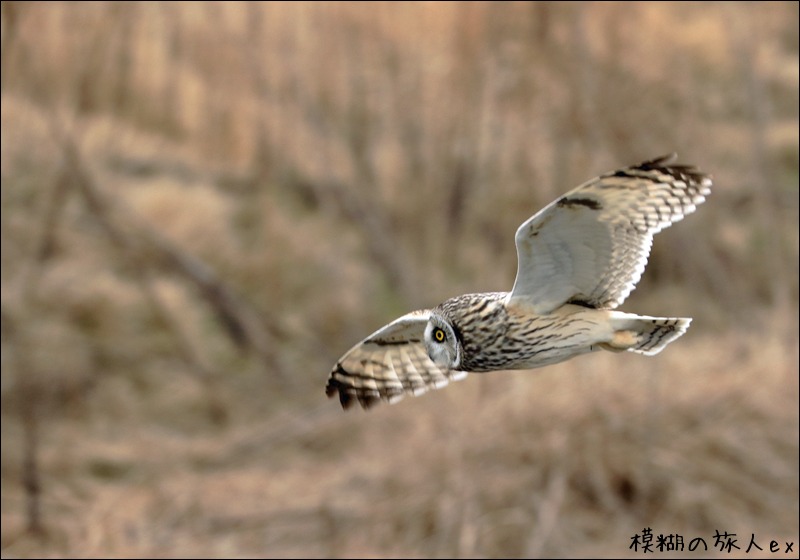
433, 293, 611, 372
326, 154, 712, 410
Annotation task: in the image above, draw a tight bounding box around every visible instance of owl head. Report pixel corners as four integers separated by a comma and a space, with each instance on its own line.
424, 313, 463, 369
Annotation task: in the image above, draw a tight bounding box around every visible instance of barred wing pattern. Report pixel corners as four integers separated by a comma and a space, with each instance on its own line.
509, 154, 712, 314
327, 154, 712, 410
326, 310, 468, 409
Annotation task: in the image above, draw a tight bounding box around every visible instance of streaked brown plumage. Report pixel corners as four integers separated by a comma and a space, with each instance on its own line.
326, 154, 712, 410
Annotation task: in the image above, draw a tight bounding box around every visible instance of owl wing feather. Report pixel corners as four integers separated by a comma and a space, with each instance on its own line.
325, 310, 468, 409
509, 154, 712, 314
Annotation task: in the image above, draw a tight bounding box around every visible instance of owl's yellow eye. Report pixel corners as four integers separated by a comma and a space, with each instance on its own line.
433, 328, 446, 343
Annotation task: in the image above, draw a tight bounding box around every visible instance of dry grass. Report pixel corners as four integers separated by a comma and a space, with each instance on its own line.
1, 312, 796, 558
1, 2, 798, 558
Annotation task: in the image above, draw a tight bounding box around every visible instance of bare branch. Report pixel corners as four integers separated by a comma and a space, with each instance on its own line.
51, 126, 290, 393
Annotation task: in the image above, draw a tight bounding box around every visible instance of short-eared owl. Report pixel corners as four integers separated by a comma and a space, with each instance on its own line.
326, 154, 712, 409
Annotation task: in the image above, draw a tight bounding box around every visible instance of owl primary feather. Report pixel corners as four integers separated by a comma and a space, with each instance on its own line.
326, 154, 712, 409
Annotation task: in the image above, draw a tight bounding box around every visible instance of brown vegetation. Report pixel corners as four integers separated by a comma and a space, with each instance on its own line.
1, 2, 798, 558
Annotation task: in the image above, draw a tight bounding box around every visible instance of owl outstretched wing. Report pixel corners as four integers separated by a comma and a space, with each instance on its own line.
509, 154, 712, 314
326, 310, 468, 409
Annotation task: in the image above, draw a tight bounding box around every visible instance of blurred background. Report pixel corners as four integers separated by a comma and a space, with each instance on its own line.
1, 2, 797, 558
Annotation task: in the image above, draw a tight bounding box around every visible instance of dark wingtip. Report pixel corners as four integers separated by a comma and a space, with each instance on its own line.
325, 378, 356, 410
326, 376, 389, 411
633, 153, 712, 186
327, 353, 411, 410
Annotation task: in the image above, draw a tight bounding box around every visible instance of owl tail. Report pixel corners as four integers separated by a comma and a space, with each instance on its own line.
601, 313, 692, 356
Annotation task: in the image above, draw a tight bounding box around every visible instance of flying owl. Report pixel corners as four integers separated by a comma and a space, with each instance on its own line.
326, 154, 712, 410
